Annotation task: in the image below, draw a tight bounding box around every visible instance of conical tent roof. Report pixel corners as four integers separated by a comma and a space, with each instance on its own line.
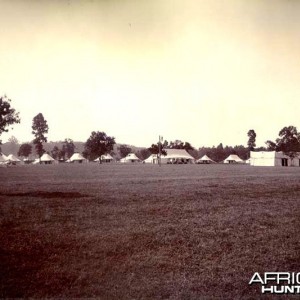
70, 153, 86, 161
40, 153, 55, 161
224, 154, 244, 163
197, 154, 215, 163
125, 153, 140, 160
0, 154, 6, 162
164, 149, 195, 160
7, 154, 21, 162
120, 153, 140, 162
0, 153, 8, 161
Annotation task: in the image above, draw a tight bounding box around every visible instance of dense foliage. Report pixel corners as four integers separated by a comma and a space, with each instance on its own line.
32, 113, 49, 158
247, 130, 256, 151
18, 143, 32, 158
0, 96, 20, 143
148, 144, 167, 156
84, 131, 115, 161
165, 140, 194, 150
118, 144, 132, 158
266, 126, 300, 161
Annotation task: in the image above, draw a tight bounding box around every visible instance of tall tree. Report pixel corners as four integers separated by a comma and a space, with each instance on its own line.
84, 131, 115, 162
0, 95, 20, 144
247, 130, 256, 151
62, 138, 75, 159
32, 113, 49, 158
18, 143, 32, 158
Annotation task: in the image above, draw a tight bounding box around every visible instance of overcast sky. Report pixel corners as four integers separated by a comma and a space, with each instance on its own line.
1, 0, 300, 148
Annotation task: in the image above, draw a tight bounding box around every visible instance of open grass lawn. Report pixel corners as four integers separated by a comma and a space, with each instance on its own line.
0, 164, 300, 299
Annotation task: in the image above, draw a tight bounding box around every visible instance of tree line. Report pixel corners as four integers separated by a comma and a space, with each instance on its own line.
1, 95, 300, 162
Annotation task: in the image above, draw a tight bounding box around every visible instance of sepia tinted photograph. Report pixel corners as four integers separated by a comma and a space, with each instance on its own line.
0, 0, 299, 298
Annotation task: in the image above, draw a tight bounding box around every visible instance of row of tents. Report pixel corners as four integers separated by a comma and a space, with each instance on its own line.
0, 152, 115, 165
0, 149, 248, 165
122, 150, 247, 164
0, 153, 22, 165
2, 149, 298, 167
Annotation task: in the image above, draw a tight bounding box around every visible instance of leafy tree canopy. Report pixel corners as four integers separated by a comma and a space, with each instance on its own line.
84, 131, 115, 161
148, 144, 167, 156
136, 148, 151, 160
247, 129, 256, 151
277, 126, 300, 159
166, 140, 194, 150
118, 144, 132, 158
0, 95, 20, 143
51, 146, 60, 160
32, 113, 49, 158
266, 126, 300, 160
18, 143, 32, 158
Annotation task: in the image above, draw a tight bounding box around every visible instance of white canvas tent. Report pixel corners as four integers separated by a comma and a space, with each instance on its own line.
223, 154, 244, 164
0, 153, 7, 164
144, 150, 195, 164
144, 154, 159, 164
7, 154, 21, 164
161, 149, 195, 164
39, 153, 55, 164
120, 153, 141, 163
94, 153, 114, 163
250, 151, 300, 167
196, 154, 216, 164
1, 153, 9, 161
69, 153, 87, 163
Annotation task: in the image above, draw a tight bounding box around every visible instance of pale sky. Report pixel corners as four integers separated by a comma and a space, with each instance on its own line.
1, 0, 300, 148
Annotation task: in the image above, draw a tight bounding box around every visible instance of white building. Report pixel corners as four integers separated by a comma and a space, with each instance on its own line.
250, 151, 300, 167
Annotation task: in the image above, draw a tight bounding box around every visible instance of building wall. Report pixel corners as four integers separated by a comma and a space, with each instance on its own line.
250, 151, 300, 167
250, 158, 275, 166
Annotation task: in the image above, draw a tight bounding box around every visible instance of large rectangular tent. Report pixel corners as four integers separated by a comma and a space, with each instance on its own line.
250, 151, 300, 167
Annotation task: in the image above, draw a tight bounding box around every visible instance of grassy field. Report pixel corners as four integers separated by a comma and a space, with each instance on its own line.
0, 163, 299, 299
